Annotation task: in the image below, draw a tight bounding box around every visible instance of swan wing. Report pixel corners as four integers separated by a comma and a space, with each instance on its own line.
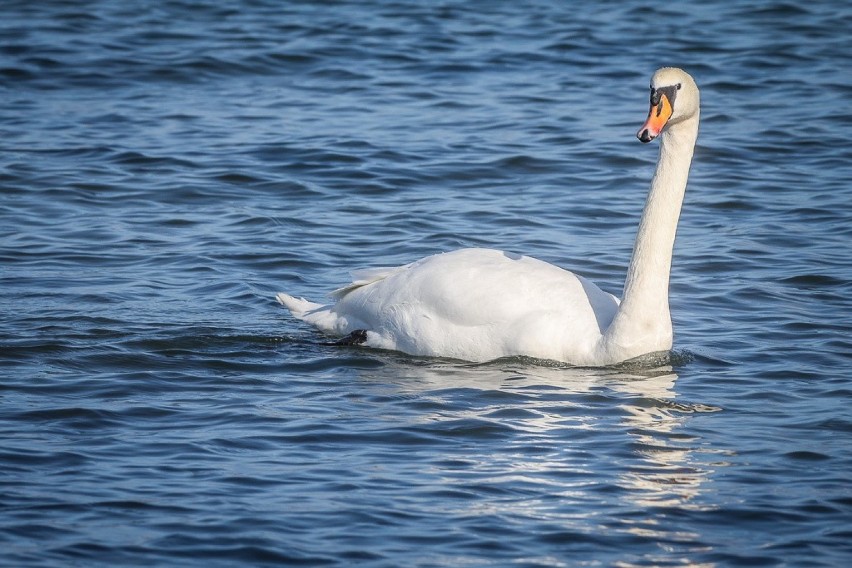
329, 264, 412, 300
328, 249, 619, 362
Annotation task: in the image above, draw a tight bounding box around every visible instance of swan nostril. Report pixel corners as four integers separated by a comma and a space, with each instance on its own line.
637, 129, 654, 143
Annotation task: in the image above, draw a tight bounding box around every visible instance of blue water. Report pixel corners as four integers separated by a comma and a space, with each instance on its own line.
2, 1, 852, 566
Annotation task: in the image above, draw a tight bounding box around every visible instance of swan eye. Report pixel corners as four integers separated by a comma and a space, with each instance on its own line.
648, 84, 679, 117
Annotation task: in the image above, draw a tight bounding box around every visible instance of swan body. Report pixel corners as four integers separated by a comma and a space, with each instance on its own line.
277, 67, 700, 366
278, 248, 620, 364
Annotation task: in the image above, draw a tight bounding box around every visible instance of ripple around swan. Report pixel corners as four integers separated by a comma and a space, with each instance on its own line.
2, 0, 852, 567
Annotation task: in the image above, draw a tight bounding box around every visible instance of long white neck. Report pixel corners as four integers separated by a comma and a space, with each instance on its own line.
601, 112, 699, 362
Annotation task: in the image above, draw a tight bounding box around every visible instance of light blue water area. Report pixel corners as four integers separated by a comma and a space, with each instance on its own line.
1, 1, 851, 566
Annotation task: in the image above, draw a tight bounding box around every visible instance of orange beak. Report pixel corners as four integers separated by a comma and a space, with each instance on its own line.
637, 92, 673, 143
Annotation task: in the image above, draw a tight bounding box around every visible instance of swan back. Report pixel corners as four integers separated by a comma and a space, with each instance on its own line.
291, 249, 620, 363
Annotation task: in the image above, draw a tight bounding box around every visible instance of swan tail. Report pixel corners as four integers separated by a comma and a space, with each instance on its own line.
276, 292, 357, 336
275, 292, 324, 320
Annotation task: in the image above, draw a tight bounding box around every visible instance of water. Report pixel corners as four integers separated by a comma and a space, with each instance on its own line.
2, 0, 851, 566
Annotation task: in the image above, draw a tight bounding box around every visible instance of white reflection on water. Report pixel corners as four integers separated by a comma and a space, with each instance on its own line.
355, 355, 725, 564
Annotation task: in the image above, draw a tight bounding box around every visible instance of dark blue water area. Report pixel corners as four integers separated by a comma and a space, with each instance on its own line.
2, 0, 852, 566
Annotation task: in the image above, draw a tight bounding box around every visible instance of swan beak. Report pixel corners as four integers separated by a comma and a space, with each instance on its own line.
637, 92, 674, 143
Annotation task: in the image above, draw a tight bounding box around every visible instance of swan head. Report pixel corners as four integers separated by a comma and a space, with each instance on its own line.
637, 67, 699, 143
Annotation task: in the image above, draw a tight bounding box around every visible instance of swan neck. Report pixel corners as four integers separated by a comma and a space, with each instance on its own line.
603, 114, 698, 359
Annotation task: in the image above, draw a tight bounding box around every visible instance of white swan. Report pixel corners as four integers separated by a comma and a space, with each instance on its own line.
277, 67, 700, 366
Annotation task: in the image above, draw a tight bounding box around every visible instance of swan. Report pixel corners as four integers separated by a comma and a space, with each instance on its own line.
276, 67, 700, 366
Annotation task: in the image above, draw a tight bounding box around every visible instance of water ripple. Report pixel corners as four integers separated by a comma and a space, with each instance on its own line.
1, 1, 851, 567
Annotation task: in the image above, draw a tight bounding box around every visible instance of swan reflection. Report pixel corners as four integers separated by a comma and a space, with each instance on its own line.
354, 355, 723, 564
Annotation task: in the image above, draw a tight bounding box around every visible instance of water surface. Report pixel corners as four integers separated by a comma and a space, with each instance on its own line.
2, 1, 851, 566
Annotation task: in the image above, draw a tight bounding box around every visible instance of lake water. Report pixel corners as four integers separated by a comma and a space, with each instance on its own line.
2, 1, 851, 566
